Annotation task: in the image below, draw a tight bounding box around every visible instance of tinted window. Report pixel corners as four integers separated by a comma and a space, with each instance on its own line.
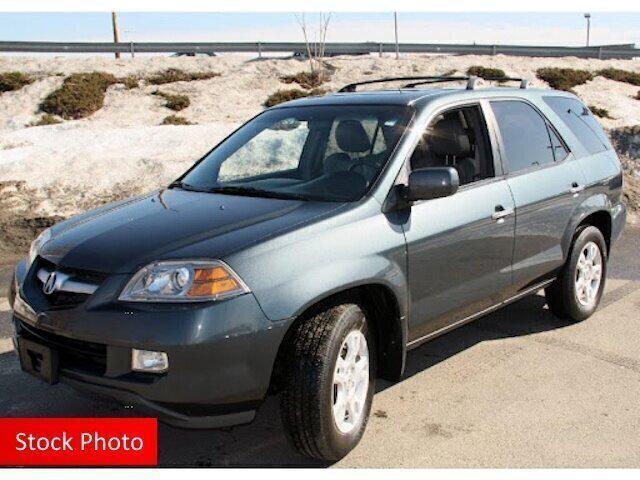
491, 101, 555, 173
543, 96, 611, 155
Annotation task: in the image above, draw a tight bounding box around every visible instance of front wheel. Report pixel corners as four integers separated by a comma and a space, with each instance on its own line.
279, 303, 375, 461
545, 225, 607, 321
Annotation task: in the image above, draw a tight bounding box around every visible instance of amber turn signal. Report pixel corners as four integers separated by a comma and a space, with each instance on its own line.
187, 267, 243, 298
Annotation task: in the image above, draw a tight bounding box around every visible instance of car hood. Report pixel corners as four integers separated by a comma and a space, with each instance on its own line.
40, 188, 344, 274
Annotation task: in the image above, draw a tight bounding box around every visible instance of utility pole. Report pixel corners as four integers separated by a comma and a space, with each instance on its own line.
111, 12, 121, 59
394, 12, 399, 60
584, 13, 591, 47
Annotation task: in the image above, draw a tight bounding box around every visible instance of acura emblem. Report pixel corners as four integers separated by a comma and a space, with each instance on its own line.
43, 272, 57, 295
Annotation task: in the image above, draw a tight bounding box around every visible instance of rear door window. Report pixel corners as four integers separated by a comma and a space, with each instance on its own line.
490, 100, 555, 174
543, 96, 612, 155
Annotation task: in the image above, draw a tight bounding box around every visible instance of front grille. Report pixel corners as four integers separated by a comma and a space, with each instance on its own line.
17, 320, 107, 375
46, 291, 89, 308
33, 257, 106, 309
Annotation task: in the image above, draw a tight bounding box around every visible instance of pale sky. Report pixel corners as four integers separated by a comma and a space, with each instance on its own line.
0, 12, 638, 47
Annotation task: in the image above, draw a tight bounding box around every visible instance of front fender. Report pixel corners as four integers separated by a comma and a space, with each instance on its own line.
241, 254, 407, 323
225, 205, 409, 323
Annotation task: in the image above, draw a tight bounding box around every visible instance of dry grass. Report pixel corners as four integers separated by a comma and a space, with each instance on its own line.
154, 91, 190, 111
264, 88, 327, 107
146, 68, 219, 85
27, 114, 62, 127
597, 68, 640, 87
466, 66, 507, 81
0, 72, 33, 93
536, 68, 593, 92
161, 115, 193, 125
118, 75, 140, 89
280, 71, 328, 89
40, 72, 117, 119
589, 105, 613, 119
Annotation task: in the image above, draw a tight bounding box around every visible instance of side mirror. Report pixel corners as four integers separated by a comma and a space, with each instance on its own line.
404, 167, 459, 202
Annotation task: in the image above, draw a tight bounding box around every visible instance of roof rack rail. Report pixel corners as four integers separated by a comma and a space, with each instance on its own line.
338, 75, 533, 92
338, 76, 464, 92
462, 76, 533, 90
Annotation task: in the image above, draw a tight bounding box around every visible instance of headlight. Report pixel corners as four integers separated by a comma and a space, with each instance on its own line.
28, 228, 52, 266
118, 260, 250, 303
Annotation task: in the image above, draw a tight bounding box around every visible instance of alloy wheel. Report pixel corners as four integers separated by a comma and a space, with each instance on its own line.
332, 330, 370, 434
575, 241, 603, 307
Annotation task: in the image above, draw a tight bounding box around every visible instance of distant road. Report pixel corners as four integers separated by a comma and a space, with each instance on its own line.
0, 41, 638, 59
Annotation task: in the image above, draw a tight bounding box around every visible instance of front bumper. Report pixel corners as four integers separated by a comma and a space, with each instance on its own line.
10, 258, 289, 429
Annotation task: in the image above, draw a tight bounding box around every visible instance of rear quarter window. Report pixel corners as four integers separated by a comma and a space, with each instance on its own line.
543, 96, 612, 155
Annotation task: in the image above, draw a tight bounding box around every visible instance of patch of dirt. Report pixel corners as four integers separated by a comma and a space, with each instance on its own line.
0, 181, 60, 254
0, 215, 63, 256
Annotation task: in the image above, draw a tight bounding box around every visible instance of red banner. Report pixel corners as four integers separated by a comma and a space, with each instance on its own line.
0, 418, 157, 466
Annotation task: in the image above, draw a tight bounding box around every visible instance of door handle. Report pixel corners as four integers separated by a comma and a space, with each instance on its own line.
492, 205, 514, 222
569, 182, 585, 196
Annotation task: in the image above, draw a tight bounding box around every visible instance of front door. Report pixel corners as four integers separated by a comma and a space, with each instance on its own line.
402, 103, 516, 343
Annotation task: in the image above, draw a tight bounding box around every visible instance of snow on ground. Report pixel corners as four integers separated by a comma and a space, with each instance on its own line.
0, 123, 232, 215
0, 53, 639, 250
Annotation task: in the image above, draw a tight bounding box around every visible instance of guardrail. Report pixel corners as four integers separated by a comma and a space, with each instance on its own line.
0, 41, 638, 59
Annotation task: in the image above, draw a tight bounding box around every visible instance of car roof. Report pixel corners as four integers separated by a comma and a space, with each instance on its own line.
273, 87, 575, 110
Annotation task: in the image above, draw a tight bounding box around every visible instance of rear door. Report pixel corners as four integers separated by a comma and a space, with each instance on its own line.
489, 99, 586, 293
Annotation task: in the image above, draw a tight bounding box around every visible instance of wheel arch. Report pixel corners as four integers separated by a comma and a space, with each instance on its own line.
563, 191, 613, 259
564, 208, 612, 258
270, 282, 407, 392
577, 210, 612, 254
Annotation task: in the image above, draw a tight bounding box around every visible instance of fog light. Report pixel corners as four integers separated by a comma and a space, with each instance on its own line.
131, 349, 168, 373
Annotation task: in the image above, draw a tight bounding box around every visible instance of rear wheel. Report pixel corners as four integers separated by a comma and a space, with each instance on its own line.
545, 226, 607, 321
279, 303, 375, 461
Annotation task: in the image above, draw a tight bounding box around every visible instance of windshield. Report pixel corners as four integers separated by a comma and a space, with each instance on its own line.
179, 105, 413, 202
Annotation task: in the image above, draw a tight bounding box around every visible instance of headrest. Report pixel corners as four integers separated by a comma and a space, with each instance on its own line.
428, 116, 471, 157
336, 120, 371, 153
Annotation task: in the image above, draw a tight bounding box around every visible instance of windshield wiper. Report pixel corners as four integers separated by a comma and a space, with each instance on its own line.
207, 186, 309, 201
167, 180, 205, 192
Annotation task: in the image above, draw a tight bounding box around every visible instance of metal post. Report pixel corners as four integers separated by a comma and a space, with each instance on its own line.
111, 12, 120, 59
394, 12, 399, 60
258, 42, 262, 58
130, 41, 135, 59
584, 13, 591, 47
379, 42, 383, 57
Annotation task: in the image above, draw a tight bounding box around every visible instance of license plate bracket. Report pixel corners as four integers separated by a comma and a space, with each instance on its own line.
18, 337, 59, 385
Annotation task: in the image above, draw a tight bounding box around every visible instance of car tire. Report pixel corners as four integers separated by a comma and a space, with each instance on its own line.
279, 303, 376, 461
545, 225, 607, 322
